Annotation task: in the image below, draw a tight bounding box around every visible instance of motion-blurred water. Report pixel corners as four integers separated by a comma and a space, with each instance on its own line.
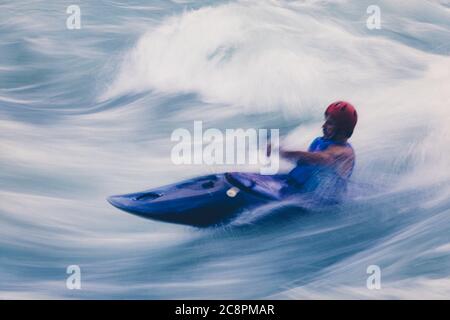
1, 0, 450, 299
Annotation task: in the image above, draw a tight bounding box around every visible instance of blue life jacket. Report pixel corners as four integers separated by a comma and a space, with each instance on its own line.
287, 137, 354, 203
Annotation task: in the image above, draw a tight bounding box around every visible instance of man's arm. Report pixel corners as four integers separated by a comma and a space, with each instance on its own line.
280, 145, 347, 165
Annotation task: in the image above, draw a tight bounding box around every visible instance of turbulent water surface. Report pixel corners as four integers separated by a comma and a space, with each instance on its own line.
1, 0, 450, 299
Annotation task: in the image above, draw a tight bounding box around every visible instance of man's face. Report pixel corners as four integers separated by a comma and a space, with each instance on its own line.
322, 116, 337, 139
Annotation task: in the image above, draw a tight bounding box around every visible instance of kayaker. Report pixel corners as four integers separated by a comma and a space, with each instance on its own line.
280, 101, 358, 202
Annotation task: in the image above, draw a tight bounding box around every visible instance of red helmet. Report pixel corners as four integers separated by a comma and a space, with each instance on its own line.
325, 101, 358, 137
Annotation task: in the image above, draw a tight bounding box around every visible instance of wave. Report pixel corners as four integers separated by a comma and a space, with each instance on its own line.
0, 0, 449, 299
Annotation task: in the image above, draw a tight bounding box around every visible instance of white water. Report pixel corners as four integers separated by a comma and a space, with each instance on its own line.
1, 0, 450, 299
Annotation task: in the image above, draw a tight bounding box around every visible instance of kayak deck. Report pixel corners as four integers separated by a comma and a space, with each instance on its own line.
107, 173, 288, 227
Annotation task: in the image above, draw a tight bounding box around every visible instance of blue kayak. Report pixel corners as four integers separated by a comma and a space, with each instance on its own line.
107, 172, 290, 227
